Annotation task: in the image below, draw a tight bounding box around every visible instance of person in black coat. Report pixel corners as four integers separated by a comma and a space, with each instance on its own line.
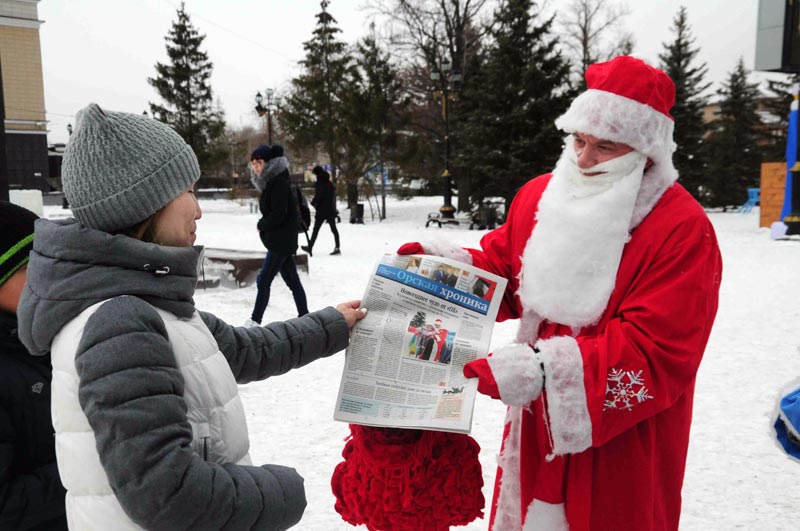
0, 201, 67, 530
245, 145, 309, 327
301, 165, 341, 256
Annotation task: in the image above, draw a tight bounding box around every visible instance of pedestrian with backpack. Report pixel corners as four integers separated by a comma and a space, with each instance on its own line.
246, 144, 309, 326
301, 165, 340, 256
292, 183, 312, 250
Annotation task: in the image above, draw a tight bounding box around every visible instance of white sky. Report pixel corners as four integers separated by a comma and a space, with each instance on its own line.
38, 0, 774, 144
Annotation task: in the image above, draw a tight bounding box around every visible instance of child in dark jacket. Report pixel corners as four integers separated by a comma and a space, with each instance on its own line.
0, 201, 67, 531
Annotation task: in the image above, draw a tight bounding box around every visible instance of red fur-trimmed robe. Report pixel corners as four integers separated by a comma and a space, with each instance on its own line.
468, 174, 722, 531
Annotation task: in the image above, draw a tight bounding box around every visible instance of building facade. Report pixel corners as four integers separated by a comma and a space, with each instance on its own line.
1, 0, 49, 192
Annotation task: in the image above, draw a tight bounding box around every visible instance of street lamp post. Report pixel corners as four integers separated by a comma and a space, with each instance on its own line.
255, 88, 279, 145
430, 60, 461, 219
228, 138, 237, 191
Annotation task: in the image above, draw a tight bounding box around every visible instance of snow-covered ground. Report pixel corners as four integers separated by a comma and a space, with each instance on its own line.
45, 195, 800, 530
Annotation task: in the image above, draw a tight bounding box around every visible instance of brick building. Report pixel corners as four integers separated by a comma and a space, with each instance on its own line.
1, 0, 49, 192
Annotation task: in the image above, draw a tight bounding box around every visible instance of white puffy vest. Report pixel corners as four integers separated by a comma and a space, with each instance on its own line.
50, 300, 251, 530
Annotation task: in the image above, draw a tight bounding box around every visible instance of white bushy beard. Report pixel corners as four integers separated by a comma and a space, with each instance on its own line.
518, 136, 647, 330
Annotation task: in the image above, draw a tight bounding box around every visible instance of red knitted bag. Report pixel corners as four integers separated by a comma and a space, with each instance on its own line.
331, 425, 485, 531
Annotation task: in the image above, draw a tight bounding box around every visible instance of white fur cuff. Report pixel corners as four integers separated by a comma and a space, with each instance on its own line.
422, 239, 473, 264
523, 499, 569, 531
536, 335, 592, 455
488, 343, 544, 406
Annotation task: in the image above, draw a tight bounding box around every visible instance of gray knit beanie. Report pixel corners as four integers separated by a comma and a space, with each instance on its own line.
61, 103, 201, 232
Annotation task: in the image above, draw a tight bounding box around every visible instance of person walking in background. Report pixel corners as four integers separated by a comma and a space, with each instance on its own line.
247, 144, 309, 327
399, 56, 722, 530
301, 165, 340, 256
0, 201, 67, 531
16, 104, 366, 531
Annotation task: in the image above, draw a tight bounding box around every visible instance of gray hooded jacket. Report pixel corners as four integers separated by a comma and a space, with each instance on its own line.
17, 219, 351, 530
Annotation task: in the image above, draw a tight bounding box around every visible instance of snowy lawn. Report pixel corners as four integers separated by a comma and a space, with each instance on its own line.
45, 195, 799, 530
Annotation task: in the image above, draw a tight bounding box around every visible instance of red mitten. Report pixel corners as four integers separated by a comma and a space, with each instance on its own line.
397, 242, 425, 255
462, 357, 501, 400
463, 343, 544, 406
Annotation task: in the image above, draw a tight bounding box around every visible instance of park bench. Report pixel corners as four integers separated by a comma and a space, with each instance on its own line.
425, 201, 504, 230
198, 248, 309, 289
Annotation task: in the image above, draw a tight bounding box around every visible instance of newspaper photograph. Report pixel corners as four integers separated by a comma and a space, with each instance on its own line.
333, 253, 508, 433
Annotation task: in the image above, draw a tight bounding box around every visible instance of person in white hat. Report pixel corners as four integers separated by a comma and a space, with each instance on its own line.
399, 56, 722, 530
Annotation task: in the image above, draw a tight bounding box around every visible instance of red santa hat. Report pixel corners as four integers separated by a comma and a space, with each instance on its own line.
435, 318, 443, 324
556, 55, 675, 164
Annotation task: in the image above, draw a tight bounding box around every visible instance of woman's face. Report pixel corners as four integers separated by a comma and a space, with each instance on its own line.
251, 158, 266, 176
152, 187, 202, 247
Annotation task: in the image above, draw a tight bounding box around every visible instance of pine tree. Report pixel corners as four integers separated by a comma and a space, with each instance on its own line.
410, 311, 427, 328
760, 75, 800, 162
457, 0, 574, 213
658, 6, 711, 203
148, 2, 226, 173
337, 29, 410, 214
557, 0, 632, 85
369, 0, 492, 213
706, 58, 763, 210
281, 1, 353, 186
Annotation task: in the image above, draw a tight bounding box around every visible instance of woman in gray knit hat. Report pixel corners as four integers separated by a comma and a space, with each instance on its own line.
15, 103, 366, 531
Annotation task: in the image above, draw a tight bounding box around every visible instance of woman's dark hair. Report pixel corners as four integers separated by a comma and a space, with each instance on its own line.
112, 210, 163, 244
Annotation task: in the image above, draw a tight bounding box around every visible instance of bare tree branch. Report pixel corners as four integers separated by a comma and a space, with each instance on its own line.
555, 0, 632, 80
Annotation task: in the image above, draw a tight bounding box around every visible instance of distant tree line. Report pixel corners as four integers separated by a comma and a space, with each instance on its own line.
148, 1, 786, 213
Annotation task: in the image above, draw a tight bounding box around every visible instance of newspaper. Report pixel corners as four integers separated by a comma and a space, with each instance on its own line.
333, 253, 507, 434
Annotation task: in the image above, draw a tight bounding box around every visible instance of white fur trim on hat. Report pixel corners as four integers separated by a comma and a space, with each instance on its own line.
536, 335, 592, 455
556, 88, 675, 165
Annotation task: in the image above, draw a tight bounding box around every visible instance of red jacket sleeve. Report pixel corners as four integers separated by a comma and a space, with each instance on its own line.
586, 214, 721, 443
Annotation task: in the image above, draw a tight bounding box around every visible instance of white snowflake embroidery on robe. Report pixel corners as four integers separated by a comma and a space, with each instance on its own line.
604, 368, 654, 411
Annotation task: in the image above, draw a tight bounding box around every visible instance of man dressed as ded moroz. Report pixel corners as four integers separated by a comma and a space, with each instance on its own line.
401, 56, 723, 530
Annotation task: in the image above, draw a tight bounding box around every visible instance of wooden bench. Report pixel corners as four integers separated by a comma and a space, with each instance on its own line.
200, 248, 309, 289
425, 211, 472, 228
